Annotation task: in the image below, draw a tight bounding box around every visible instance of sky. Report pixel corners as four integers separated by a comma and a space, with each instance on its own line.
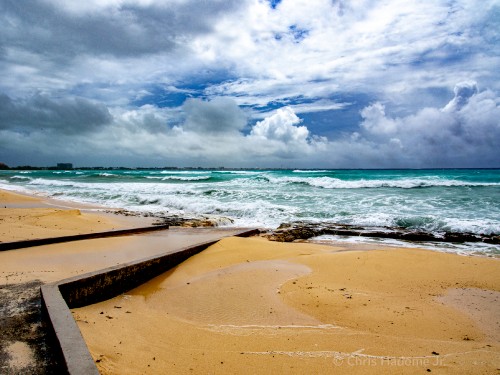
0, 0, 499, 168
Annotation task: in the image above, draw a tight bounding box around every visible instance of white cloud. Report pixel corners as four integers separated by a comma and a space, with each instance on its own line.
1, 84, 498, 168
354, 82, 500, 167
111, 105, 170, 134
442, 81, 478, 112
198, 0, 500, 108
4, 0, 497, 109
250, 106, 307, 142
359, 102, 398, 135
0, 102, 329, 167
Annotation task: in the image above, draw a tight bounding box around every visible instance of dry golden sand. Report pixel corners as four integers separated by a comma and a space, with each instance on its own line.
74, 237, 500, 374
0, 189, 246, 372
0, 189, 147, 242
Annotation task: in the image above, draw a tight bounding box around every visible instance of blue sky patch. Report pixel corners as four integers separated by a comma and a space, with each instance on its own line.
268, 0, 282, 10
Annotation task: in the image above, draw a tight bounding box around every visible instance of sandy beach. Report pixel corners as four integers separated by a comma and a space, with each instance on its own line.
2, 0, 499, 372
0, 189, 248, 373
1, 188, 499, 374
74, 237, 500, 374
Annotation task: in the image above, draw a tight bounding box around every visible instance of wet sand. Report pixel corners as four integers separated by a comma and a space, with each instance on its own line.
74, 236, 500, 374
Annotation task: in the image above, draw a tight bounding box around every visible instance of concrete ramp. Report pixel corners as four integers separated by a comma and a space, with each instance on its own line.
40, 229, 259, 374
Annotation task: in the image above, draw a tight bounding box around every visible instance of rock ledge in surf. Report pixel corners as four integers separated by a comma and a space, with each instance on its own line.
263, 222, 499, 245
108, 209, 234, 227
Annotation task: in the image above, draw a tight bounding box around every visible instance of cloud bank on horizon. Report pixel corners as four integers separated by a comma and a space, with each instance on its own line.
0, 0, 499, 168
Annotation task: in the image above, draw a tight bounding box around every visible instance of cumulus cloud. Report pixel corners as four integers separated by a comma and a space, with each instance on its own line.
359, 102, 398, 135
355, 82, 500, 167
0, 101, 328, 167
250, 106, 308, 142
442, 81, 478, 112
1, 84, 498, 168
111, 105, 170, 134
199, 0, 500, 111
243, 106, 328, 161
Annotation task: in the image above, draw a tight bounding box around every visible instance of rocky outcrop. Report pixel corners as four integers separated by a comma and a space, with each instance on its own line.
263, 221, 499, 245
108, 209, 234, 228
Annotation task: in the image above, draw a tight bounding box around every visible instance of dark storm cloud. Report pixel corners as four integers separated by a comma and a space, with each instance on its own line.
0, 92, 112, 134
182, 97, 247, 134
0, 0, 242, 59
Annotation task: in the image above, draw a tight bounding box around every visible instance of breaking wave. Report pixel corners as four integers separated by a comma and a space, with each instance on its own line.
1, 168, 498, 256
269, 176, 498, 189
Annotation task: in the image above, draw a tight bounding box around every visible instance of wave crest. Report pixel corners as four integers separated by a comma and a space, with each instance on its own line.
270, 176, 498, 189
146, 176, 212, 181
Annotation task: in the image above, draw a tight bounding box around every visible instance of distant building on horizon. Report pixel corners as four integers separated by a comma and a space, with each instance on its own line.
56, 163, 73, 170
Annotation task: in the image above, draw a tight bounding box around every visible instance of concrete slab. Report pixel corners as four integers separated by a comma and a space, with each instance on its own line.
40, 229, 259, 374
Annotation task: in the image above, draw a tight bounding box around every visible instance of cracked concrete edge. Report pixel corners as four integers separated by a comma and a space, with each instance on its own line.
40, 228, 260, 374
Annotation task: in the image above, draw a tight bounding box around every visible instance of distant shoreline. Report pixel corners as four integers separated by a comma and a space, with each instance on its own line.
2, 165, 500, 171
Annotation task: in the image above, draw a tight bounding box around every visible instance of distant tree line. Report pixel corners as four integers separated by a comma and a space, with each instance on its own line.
0, 163, 292, 171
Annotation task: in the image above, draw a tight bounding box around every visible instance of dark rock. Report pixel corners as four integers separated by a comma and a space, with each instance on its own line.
263, 221, 498, 245
107, 209, 235, 228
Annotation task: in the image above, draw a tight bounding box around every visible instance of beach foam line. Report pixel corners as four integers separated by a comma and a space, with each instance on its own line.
0, 224, 170, 251
40, 228, 259, 375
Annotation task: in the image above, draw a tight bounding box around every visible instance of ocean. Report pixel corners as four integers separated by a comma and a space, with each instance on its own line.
1, 168, 499, 256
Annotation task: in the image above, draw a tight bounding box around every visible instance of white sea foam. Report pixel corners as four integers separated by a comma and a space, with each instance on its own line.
438, 217, 500, 235
292, 169, 328, 173
310, 235, 500, 257
145, 176, 211, 181
270, 176, 499, 189
10, 175, 31, 180
213, 170, 268, 175
0, 182, 46, 197
159, 170, 211, 175
161, 176, 211, 181
27, 178, 82, 187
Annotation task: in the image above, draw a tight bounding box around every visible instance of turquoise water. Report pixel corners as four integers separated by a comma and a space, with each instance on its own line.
1, 169, 499, 255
